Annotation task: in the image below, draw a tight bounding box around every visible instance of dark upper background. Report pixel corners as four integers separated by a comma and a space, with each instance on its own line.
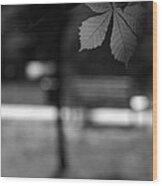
1, 2, 153, 105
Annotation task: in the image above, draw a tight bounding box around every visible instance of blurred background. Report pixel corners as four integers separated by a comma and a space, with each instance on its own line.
1, 3, 153, 180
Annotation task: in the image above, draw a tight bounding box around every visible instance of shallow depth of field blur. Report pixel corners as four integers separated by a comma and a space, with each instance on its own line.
1, 3, 153, 180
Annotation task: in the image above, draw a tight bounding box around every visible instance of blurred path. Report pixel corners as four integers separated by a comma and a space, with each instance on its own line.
1, 104, 152, 126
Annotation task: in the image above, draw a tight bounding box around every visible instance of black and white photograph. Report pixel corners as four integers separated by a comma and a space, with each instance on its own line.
1, 1, 155, 181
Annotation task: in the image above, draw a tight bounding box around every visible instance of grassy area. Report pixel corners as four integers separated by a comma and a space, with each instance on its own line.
1, 119, 152, 180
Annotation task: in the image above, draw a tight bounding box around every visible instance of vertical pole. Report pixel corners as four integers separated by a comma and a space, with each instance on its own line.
54, 6, 67, 177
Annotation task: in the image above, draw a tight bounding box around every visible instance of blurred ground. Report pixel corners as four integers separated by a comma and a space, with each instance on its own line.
1, 117, 152, 180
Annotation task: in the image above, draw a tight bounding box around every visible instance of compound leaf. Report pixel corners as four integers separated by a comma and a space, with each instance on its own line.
79, 3, 145, 66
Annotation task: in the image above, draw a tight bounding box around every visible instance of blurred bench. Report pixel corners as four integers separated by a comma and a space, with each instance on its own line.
64, 76, 132, 109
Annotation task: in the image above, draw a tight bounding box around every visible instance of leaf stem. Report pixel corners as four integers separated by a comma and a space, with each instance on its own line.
111, 2, 116, 10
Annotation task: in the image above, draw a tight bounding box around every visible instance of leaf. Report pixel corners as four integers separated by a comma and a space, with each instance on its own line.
117, 10, 140, 37
125, 4, 145, 18
86, 3, 112, 13
79, 10, 112, 51
122, 4, 145, 36
110, 8, 137, 65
